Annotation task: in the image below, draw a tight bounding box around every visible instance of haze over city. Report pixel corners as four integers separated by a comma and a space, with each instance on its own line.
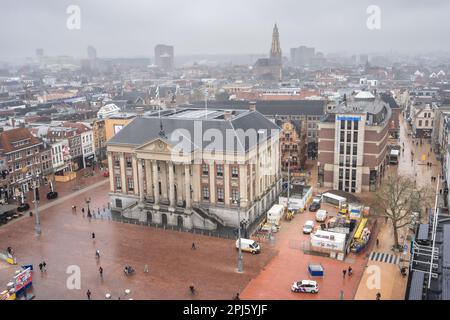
1, 0, 450, 307
1, 0, 450, 61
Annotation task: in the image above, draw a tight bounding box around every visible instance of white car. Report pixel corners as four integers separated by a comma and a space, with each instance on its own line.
291, 280, 319, 293
303, 220, 315, 234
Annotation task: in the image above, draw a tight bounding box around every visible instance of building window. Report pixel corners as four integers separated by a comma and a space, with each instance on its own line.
217, 188, 224, 203
425, 120, 429, 127
352, 146, 357, 155
114, 156, 120, 167
353, 134, 358, 143
340, 132, 345, 142
202, 164, 209, 176
126, 157, 132, 168
340, 121, 345, 130
216, 164, 223, 177
231, 189, 239, 202
231, 166, 239, 178
115, 176, 122, 190
127, 178, 134, 191
419, 120, 422, 127
202, 186, 210, 200
347, 121, 352, 130
354, 121, 358, 130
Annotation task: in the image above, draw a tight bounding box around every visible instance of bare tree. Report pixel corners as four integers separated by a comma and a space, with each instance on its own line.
372, 173, 433, 250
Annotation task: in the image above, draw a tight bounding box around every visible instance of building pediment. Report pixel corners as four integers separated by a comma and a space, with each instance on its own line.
135, 138, 173, 154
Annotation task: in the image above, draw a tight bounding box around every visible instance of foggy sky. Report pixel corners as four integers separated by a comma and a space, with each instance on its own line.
1, 0, 449, 61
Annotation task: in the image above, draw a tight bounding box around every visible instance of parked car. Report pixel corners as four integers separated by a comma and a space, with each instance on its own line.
312, 194, 323, 203
17, 203, 30, 212
291, 280, 319, 293
309, 201, 321, 212
103, 171, 110, 178
303, 220, 315, 234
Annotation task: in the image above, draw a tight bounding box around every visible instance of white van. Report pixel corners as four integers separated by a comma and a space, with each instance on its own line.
236, 238, 261, 254
315, 209, 328, 222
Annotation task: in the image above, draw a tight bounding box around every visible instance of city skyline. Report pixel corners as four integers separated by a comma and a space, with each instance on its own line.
1, 0, 450, 62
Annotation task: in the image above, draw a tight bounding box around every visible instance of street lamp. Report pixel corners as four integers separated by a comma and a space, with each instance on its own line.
26, 171, 42, 236
231, 197, 244, 273
85, 197, 92, 217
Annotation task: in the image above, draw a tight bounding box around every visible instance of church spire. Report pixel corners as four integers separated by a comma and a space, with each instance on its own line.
270, 23, 282, 63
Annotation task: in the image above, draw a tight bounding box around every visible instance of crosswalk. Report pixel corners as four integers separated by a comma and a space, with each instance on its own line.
368, 251, 400, 265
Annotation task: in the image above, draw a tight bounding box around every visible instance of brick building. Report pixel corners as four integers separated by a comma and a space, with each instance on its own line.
317, 91, 391, 192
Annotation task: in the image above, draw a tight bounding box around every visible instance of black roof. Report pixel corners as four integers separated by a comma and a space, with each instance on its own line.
181, 100, 326, 116
107, 109, 280, 152
407, 271, 425, 300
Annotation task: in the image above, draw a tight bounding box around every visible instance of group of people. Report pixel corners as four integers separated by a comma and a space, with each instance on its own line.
342, 266, 353, 278
38, 261, 47, 272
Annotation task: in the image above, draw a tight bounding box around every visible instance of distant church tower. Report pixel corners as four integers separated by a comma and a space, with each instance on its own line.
270, 23, 282, 65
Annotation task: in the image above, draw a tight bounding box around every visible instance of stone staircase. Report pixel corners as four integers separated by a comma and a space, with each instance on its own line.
192, 206, 225, 227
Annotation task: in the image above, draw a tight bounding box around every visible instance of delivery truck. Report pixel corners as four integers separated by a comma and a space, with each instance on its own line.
266, 204, 284, 230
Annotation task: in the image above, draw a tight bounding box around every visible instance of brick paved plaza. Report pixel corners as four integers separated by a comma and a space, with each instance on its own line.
0, 170, 276, 300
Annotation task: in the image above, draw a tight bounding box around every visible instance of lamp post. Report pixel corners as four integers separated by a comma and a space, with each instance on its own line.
85, 197, 92, 217
27, 171, 42, 236
232, 197, 244, 273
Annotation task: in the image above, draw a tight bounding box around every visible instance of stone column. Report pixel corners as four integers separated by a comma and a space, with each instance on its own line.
132, 156, 139, 196
239, 163, 248, 208
145, 159, 153, 197
249, 163, 254, 203
137, 158, 145, 204
184, 164, 191, 211
107, 152, 114, 192
224, 164, 230, 205
192, 164, 200, 203
152, 160, 160, 208
119, 153, 126, 193
168, 161, 175, 210
209, 163, 216, 204
176, 163, 184, 206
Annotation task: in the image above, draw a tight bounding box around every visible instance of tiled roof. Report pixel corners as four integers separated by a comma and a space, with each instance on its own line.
0, 127, 42, 154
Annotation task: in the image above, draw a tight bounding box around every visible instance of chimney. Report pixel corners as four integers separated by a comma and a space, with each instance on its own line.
223, 110, 233, 121
249, 101, 256, 112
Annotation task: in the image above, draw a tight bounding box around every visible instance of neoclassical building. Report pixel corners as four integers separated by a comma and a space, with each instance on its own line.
106, 108, 282, 230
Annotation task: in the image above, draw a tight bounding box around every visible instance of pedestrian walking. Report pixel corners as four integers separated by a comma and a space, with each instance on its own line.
38, 262, 43, 272
376, 238, 379, 247
42, 261, 47, 272
376, 292, 381, 300
233, 293, 240, 300
348, 266, 353, 276
144, 264, 149, 273
385, 216, 388, 224
191, 242, 196, 250
99, 266, 103, 277
86, 289, 91, 300
342, 269, 347, 278
95, 250, 100, 259
82, 207, 85, 214
92, 232, 95, 239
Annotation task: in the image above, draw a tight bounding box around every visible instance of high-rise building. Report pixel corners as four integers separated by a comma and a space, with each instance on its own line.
317, 91, 391, 193
154, 44, 174, 71
87, 46, 97, 60
290, 46, 315, 67
36, 48, 44, 58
